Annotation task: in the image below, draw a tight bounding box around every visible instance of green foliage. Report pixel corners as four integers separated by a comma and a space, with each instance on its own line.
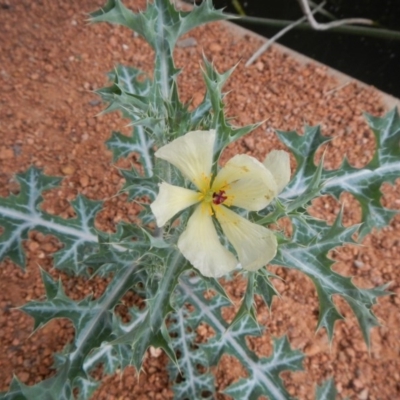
315, 378, 338, 400
0, 0, 399, 399
171, 274, 304, 400
0, 167, 100, 273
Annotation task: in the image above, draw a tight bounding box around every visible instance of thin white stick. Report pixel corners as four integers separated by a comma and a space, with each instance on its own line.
297, 0, 373, 30
246, 1, 326, 67
308, 0, 336, 20
324, 81, 351, 96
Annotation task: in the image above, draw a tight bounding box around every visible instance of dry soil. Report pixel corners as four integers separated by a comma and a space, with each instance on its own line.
0, 0, 399, 399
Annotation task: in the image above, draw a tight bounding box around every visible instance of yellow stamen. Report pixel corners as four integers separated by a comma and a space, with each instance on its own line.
200, 202, 213, 216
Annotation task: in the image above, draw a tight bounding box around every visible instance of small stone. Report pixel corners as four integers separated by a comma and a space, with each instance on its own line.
209, 42, 222, 52
42, 242, 55, 252
44, 64, 54, 73
109, 36, 118, 47
244, 136, 255, 150
191, 92, 203, 108
358, 389, 369, 400
353, 260, 364, 268
28, 241, 40, 251
149, 346, 162, 358
18, 372, 30, 383
345, 347, 356, 358
31, 73, 39, 80
305, 343, 320, 356
0, 147, 13, 160
177, 37, 197, 48
79, 175, 90, 188
89, 99, 101, 106
126, 375, 135, 388
12, 144, 22, 156
256, 61, 264, 71
61, 165, 75, 175
352, 378, 363, 390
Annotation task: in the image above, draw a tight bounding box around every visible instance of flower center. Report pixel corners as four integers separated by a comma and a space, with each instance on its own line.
212, 190, 227, 205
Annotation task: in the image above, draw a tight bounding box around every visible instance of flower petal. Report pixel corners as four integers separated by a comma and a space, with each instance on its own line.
263, 150, 291, 193
215, 206, 277, 271
155, 130, 215, 191
150, 182, 200, 227
178, 204, 238, 278
213, 154, 278, 211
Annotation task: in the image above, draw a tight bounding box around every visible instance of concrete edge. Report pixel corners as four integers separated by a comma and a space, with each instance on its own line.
220, 19, 400, 111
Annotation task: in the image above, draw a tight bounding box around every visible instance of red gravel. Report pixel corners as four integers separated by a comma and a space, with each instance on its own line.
0, 0, 399, 399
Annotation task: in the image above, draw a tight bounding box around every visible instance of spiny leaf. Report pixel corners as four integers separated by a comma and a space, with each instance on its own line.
278, 109, 400, 239
223, 336, 303, 400
0, 168, 101, 273
21, 270, 90, 331
322, 108, 400, 238
277, 124, 330, 201
90, 0, 159, 48
227, 272, 257, 329
50, 195, 103, 274
315, 378, 338, 400
175, 274, 304, 400
83, 225, 148, 276
90, 0, 227, 50
0, 360, 76, 400
74, 377, 99, 400
168, 307, 215, 399
111, 249, 188, 370
83, 342, 132, 377
41, 267, 59, 299
200, 57, 260, 161
0, 167, 61, 266
91, 0, 227, 118
274, 211, 388, 344
255, 155, 324, 226
254, 268, 281, 310
106, 131, 154, 177
8, 261, 142, 400
97, 65, 151, 116
0, 376, 30, 400
15, 370, 72, 400
98, 65, 155, 176
119, 168, 158, 200
271, 110, 399, 343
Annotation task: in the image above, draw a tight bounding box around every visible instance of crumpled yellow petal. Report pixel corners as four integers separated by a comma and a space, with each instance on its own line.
212, 154, 278, 211
155, 130, 215, 192
178, 204, 238, 277
150, 182, 200, 227
263, 150, 291, 193
214, 206, 277, 271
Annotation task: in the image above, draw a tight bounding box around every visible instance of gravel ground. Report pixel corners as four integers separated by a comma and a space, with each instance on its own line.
0, 0, 399, 399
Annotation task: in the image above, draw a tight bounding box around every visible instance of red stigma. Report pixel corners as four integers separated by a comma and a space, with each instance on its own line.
212, 190, 227, 205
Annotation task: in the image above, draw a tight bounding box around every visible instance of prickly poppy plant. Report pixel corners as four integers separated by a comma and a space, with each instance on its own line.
0, 0, 399, 399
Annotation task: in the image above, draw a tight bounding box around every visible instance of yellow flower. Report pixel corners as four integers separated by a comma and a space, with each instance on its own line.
151, 130, 290, 278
